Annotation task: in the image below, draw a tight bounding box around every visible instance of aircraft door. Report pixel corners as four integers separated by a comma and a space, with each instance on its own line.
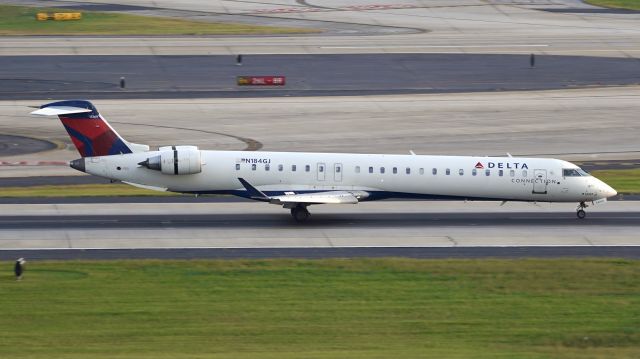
532, 169, 547, 194
334, 163, 343, 182
317, 162, 326, 181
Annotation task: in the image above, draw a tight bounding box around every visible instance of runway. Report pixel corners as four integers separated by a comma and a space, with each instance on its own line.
3, 54, 640, 99
1, 201, 638, 260
2, 211, 639, 230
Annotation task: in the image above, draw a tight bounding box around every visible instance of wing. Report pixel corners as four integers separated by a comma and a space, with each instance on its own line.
270, 191, 364, 205
237, 178, 368, 205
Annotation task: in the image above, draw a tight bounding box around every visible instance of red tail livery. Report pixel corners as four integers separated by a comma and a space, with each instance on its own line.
31, 100, 147, 157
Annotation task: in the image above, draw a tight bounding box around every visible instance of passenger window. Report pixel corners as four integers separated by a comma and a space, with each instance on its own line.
406, 167, 411, 175
235, 163, 240, 171
252, 164, 256, 171
485, 169, 490, 176
319, 165, 324, 172
305, 165, 310, 172
472, 169, 477, 176
380, 167, 385, 174
369, 166, 374, 173
499, 169, 504, 177
336, 166, 341, 173
510, 170, 515, 177
419, 168, 424, 175
292, 165, 296, 172
459, 169, 464, 176
278, 164, 283, 172
265, 164, 270, 171
522, 170, 527, 177
432, 168, 437, 175
446, 168, 450, 176
393, 167, 398, 174
355, 166, 360, 173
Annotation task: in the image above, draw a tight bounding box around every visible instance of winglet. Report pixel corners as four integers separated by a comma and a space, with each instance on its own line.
238, 178, 270, 201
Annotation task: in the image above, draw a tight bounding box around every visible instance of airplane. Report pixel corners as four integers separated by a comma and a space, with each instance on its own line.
31, 100, 617, 222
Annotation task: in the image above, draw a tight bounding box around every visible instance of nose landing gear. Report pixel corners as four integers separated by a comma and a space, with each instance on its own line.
576, 201, 588, 219
291, 205, 311, 223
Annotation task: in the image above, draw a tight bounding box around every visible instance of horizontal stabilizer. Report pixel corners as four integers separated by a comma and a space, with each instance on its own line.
30, 106, 92, 116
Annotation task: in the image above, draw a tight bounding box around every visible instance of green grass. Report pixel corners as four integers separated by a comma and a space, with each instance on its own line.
584, 0, 640, 10
0, 258, 639, 358
0, 5, 314, 36
591, 169, 640, 194
0, 183, 174, 197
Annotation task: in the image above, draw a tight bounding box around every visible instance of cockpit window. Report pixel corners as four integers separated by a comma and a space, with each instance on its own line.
563, 168, 590, 177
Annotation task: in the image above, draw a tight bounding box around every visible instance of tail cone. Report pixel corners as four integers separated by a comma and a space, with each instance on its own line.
70, 158, 85, 173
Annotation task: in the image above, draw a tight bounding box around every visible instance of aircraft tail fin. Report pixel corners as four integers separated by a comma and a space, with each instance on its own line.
31, 100, 149, 157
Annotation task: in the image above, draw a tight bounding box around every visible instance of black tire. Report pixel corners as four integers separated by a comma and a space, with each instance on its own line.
291, 207, 310, 222
577, 209, 586, 219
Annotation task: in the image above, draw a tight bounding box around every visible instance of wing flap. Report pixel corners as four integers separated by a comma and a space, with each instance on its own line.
270, 191, 366, 205
236, 178, 368, 205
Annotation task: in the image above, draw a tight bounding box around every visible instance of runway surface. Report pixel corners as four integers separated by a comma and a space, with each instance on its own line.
1, 202, 638, 259
4, 54, 640, 100
2, 211, 638, 230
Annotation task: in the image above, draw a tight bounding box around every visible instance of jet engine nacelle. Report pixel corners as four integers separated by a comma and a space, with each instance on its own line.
139, 146, 202, 175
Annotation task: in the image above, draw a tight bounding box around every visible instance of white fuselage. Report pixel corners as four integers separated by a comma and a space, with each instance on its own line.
80, 150, 616, 203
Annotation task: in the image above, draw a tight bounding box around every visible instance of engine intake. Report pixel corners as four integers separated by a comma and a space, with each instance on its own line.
139, 146, 202, 175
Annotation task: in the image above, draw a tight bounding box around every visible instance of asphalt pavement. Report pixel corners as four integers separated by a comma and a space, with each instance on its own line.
3, 54, 640, 99
1, 211, 637, 230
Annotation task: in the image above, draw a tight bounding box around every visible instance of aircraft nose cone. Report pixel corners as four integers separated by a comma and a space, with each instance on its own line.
602, 184, 617, 198
69, 158, 85, 173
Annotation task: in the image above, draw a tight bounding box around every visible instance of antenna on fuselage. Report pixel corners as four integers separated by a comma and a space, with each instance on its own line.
507, 153, 513, 158
409, 150, 416, 155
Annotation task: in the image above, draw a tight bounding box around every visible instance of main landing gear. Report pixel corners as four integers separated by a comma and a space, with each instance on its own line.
290, 205, 311, 223
576, 201, 588, 219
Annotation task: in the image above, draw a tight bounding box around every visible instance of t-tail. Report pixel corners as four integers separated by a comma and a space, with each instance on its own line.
30, 100, 149, 157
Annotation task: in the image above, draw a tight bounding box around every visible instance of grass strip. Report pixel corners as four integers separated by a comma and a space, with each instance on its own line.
591, 169, 640, 194
0, 258, 639, 358
0, 183, 173, 197
0, 4, 314, 36
584, 0, 640, 10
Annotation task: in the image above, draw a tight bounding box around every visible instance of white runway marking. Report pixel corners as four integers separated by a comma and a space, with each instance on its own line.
321, 44, 550, 49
